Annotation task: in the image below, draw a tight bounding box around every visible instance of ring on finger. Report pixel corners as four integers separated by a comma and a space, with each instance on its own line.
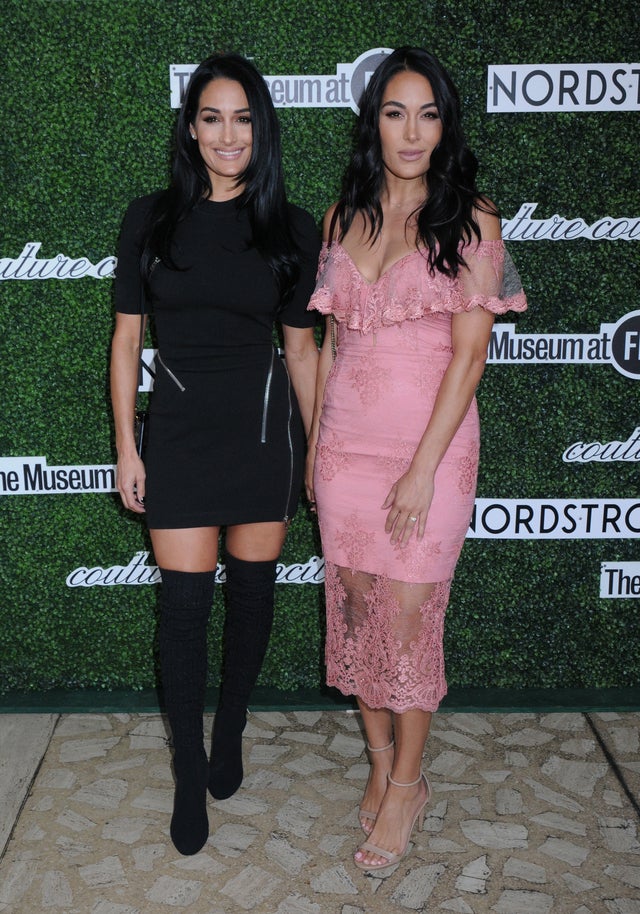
409, 515, 418, 522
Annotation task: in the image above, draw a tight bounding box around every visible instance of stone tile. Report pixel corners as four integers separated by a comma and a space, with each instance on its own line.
496, 728, 555, 747
91, 902, 140, 914
539, 712, 586, 732
503, 856, 547, 883
145, 874, 202, 906
209, 823, 259, 857
523, 778, 585, 812
275, 796, 321, 838
530, 811, 587, 836
220, 864, 281, 909
250, 711, 290, 727
242, 767, 292, 791
309, 864, 358, 894
248, 744, 289, 765
455, 854, 490, 893
130, 786, 173, 813
275, 896, 323, 913
244, 720, 276, 739
101, 816, 154, 844
59, 737, 121, 762
284, 752, 340, 775
540, 755, 608, 797
493, 889, 553, 913
71, 778, 128, 809
280, 730, 327, 745
39, 768, 78, 789
431, 730, 485, 752
604, 864, 640, 889
2, 709, 640, 914
78, 855, 128, 887
328, 732, 365, 758
264, 834, 312, 874
495, 786, 523, 814
291, 711, 324, 727
610, 727, 640, 754
443, 713, 495, 735
459, 819, 528, 849
132, 843, 166, 871
428, 751, 475, 779
56, 714, 113, 736
390, 863, 446, 907
539, 837, 589, 867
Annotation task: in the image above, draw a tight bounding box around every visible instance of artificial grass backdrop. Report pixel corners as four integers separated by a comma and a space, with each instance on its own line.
1, 0, 638, 697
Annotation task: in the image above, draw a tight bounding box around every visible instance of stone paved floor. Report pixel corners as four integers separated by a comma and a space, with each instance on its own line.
0, 709, 639, 913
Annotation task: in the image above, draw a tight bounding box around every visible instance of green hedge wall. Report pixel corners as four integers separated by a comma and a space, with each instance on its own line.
1, 0, 638, 695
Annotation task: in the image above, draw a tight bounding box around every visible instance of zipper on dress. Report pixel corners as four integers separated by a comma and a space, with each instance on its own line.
156, 353, 186, 392
282, 370, 295, 527
260, 348, 275, 444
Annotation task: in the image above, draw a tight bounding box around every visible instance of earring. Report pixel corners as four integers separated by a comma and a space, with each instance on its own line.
190, 132, 196, 140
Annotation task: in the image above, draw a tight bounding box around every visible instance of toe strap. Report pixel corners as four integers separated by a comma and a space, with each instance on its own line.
356, 840, 396, 863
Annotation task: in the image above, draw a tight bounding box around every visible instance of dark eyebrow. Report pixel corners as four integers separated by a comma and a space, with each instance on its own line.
381, 100, 437, 110
199, 106, 251, 114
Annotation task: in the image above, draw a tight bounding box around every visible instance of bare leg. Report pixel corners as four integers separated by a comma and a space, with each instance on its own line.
357, 699, 394, 833
354, 707, 432, 868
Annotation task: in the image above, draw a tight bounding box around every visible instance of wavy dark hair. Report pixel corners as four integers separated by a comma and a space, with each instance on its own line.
141, 52, 300, 301
333, 46, 496, 277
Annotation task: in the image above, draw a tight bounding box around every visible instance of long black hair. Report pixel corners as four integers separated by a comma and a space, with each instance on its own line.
334, 46, 495, 278
141, 52, 300, 301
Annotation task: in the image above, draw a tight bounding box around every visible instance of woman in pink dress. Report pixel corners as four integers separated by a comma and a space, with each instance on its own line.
306, 47, 527, 873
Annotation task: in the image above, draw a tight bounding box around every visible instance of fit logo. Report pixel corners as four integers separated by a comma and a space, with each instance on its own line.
611, 311, 640, 379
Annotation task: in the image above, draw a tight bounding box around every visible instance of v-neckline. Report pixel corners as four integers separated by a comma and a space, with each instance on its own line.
333, 242, 423, 287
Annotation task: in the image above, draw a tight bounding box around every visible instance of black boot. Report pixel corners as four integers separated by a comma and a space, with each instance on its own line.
208, 553, 277, 800
158, 568, 215, 855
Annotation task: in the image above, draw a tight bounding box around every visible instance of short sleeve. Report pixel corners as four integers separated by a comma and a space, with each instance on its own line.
278, 205, 321, 328
113, 193, 159, 315
460, 240, 527, 314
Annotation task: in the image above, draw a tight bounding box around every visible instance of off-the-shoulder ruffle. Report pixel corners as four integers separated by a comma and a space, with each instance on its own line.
308, 240, 527, 333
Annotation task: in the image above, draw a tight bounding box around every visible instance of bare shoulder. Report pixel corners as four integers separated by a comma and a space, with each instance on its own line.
474, 196, 502, 241
322, 203, 340, 242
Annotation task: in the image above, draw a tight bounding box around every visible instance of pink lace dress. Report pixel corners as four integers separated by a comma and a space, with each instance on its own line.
309, 240, 527, 712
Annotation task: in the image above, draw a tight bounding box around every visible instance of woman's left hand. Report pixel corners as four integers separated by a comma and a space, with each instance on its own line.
382, 468, 434, 545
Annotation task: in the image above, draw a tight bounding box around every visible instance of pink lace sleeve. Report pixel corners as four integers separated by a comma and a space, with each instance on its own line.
460, 240, 528, 314
307, 243, 334, 315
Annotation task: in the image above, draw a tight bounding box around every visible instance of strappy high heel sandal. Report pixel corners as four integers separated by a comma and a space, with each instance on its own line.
359, 740, 394, 835
354, 772, 431, 873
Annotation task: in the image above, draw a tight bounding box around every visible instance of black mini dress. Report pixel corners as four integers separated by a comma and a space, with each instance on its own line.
114, 194, 320, 529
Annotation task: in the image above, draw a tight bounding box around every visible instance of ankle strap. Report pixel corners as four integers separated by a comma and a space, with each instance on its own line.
366, 740, 394, 753
388, 772, 423, 788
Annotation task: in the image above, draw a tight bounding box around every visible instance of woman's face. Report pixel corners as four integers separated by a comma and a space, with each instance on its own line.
378, 70, 443, 183
190, 78, 253, 196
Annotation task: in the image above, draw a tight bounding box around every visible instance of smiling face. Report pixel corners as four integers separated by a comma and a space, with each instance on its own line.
378, 69, 443, 184
189, 78, 253, 198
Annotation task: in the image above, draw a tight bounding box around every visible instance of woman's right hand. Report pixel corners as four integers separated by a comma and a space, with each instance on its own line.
116, 452, 146, 513
305, 437, 317, 512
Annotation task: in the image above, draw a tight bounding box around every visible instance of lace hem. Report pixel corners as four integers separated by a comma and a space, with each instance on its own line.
324, 562, 451, 713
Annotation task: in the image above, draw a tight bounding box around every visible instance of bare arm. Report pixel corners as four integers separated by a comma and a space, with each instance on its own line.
384, 205, 502, 545
303, 204, 340, 506
110, 311, 146, 513
304, 316, 334, 506
282, 324, 319, 438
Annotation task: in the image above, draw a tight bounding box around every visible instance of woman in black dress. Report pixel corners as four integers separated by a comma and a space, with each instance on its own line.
110, 53, 320, 856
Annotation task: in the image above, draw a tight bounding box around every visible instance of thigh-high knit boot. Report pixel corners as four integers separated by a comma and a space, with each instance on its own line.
208, 553, 277, 800
158, 568, 216, 855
